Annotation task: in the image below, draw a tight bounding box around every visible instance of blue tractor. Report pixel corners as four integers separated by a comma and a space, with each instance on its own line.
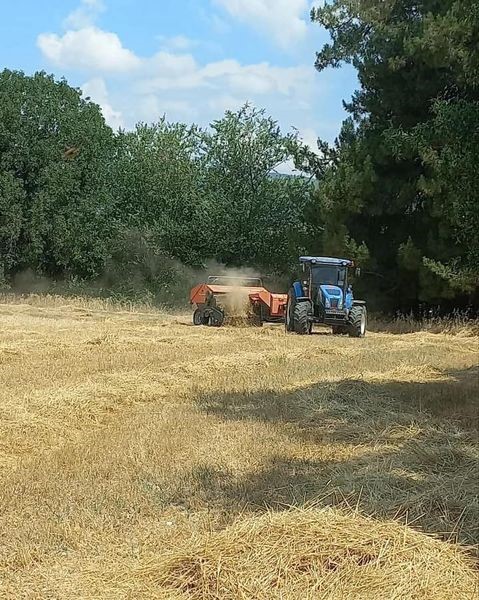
285, 257, 367, 337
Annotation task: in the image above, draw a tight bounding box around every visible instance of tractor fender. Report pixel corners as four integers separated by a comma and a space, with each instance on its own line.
291, 281, 311, 303
353, 300, 366, 306
292, 281, 304, 300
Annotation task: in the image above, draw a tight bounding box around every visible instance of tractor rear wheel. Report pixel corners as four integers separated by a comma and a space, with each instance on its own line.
293, 301, 311, 335
348, 306, 367, 338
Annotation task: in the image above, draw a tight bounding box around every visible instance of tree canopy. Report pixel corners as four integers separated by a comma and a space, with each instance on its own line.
309, 0, 479, 310
0, 70, 116, 280
0, 71, 311, 300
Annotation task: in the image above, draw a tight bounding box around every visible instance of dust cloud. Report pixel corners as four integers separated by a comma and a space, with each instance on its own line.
202, 262, 264, 320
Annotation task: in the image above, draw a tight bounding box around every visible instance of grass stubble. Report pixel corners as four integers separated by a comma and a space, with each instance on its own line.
0, 295, 477, 599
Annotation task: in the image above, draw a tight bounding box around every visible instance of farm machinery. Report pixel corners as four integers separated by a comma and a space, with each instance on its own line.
286, 257, 367, 337
189, 256, 367, 337
190, 276, 287, 327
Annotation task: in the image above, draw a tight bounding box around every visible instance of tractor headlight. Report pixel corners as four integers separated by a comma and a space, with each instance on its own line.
324, 297, 331, 309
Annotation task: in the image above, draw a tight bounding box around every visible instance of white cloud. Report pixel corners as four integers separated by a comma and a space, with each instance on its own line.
205, 61, 310, 95
208, 93, 245, 113
82, 77, 124, 129
213, 0, 309, 47
115, 46, 317, 130
139, 56, 311, 99
158, 35, 198, 51
64, 0, 105, 29
149, 51, 198, 77
139, 51, 203, 92
37, 6, 347, 146
137, 94, 160, 121
37, 26, 141, 73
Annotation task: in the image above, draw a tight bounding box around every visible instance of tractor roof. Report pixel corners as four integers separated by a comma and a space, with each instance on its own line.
299, 256, 353, 267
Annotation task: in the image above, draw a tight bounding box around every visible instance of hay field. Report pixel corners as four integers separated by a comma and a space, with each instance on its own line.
0, 295, 478, 599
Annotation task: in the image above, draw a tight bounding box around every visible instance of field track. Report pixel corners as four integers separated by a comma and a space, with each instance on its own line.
0, 296, 478, 599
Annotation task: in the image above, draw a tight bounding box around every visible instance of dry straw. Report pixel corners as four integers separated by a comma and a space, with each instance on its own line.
153, 508, 478, 599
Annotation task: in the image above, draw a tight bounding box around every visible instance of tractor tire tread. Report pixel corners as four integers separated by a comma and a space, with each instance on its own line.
348, 305, 367, 338
293, 301, 311, 335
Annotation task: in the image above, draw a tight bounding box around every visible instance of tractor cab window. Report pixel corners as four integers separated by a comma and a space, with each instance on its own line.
311, 266, 346, 287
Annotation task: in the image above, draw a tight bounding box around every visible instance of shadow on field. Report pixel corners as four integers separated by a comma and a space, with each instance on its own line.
198, 366, 479, 430
191, 366, 479, 547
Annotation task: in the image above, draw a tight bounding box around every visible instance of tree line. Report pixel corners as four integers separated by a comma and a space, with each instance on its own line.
0, 72, 310, 302
307, 0, 478, 312
0, 0, 478, 312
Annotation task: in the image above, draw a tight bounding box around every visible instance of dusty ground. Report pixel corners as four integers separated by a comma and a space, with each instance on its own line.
0, 296, 477, 598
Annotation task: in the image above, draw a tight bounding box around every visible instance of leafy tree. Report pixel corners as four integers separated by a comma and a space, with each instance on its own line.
113, 106, 312, 274
113, 120, 210, 266
202, 105, 311, 271
0, 172, 24, 276
0, 72, 312, 294
389, 0, 479, 290
309, 0, 479, 310
391, 100, 479, 291
0, 69, 116, 279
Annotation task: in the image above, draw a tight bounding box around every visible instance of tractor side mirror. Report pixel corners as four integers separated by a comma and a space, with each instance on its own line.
355, 267, 361, 277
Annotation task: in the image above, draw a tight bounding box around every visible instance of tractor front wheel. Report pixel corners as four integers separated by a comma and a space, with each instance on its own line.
293, 301, 312, 335
348, 306, 367, 338
332, 325, 348, 335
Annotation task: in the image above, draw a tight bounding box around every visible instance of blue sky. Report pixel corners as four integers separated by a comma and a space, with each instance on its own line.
2, 0, 358, 151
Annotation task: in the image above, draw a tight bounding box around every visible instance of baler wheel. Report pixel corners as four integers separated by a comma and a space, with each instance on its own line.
209, 312, 225, 327
193, 308, 208, 326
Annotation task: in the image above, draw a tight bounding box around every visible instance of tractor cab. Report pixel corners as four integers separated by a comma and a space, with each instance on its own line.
286, 256, 367, 337
299, 257, 353, 313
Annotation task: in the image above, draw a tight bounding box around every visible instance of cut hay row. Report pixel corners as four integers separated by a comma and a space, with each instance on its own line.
155, 508, 479, 600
